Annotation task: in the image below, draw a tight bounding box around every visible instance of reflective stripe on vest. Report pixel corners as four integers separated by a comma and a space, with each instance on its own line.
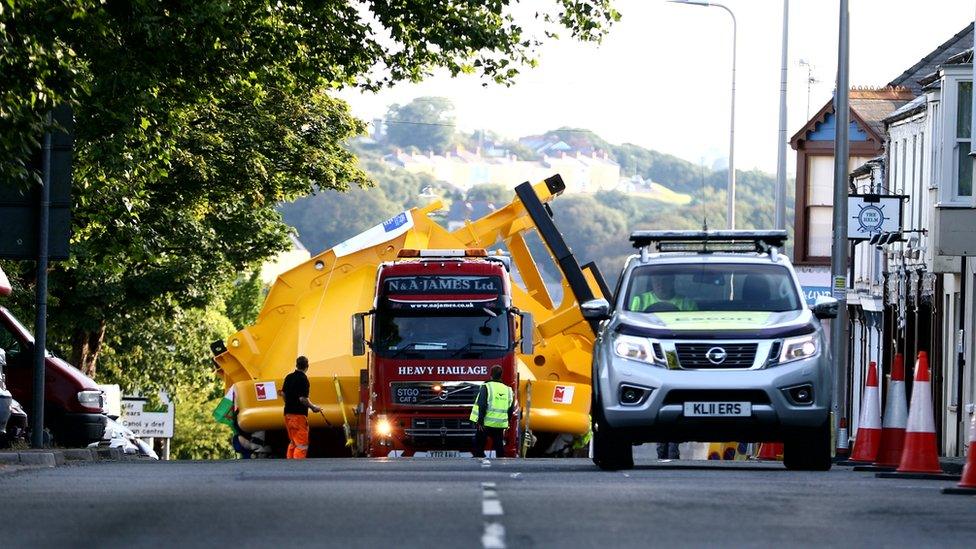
469, 381, 513, 428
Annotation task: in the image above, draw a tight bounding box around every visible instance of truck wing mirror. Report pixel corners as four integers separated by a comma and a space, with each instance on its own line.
812, 296, 839, 320
352, 313, 367, 356
519, 312, 534, 355
580, 298, 611, 321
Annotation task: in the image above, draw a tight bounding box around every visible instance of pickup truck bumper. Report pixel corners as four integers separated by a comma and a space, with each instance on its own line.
598, 352, 831, 442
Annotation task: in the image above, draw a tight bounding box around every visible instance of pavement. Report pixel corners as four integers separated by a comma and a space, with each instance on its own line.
1, 455, 974, 548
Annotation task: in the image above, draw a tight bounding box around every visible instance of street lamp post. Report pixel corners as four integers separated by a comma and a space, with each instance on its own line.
775, 0, 789, 231
670, 0, 737, 229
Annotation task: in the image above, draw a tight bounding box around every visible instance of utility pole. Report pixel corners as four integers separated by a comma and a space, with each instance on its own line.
774, 0, 789, 231
830, 0, 851, 456
32, 119, 52, 449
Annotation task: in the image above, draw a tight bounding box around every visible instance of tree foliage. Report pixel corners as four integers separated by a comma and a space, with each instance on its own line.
385, 97, 456, 152
1, 0, 621, 382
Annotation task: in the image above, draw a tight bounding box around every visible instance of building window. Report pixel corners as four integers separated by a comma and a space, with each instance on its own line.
955, 81, 972, 198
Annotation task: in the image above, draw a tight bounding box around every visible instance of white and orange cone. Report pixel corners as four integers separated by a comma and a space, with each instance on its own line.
849, 361, 881, 463
874, 353, 907, 468
896, 352, 942, 474
943, 413, 976, 494
755, 442, 783, 461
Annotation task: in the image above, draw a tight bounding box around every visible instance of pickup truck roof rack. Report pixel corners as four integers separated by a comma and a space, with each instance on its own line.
629, 230, 788, 254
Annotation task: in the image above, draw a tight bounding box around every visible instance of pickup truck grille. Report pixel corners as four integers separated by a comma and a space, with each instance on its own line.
405, 418, 477, 439
675, 343, 758, 369
390, 382, 482, 406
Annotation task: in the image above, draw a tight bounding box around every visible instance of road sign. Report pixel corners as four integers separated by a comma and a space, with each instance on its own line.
0, 105, 73, 260
121, 393, 175, 438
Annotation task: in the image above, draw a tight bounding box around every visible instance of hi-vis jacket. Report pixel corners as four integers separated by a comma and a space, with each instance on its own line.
470, 381, 514, 429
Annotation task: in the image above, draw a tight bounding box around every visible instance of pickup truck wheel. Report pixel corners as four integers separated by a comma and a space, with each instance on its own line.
592, 415, 633, 471
783, 419, 832, 471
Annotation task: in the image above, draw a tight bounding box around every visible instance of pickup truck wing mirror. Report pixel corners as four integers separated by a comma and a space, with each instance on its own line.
352, 312, 368, 356
812, 296, 839, 320
581, 298, 611, 321
519, 312, 534, 355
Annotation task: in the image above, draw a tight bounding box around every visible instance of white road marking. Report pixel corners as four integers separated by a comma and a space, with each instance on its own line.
480, 480, 506, 548
482, 522, 507, 549
509, 472, 521, 479
482, 499, 504, 516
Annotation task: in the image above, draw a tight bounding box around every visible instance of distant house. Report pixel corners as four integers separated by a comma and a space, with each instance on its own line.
792, 22, 976, 458
518, 135, 573, 156
790, 87, 914, 265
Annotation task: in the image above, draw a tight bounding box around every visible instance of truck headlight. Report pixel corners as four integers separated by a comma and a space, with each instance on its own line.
375, 416, 393, 437
613, 334, 662, 366
779, 335, 819, 364
77, 389, 104, 410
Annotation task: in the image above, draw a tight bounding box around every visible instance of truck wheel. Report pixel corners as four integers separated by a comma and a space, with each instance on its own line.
592, 415, 633, 471
783, 419, 832, 471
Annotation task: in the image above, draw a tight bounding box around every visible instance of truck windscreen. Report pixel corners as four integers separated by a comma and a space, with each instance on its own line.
374, 310, 510, 359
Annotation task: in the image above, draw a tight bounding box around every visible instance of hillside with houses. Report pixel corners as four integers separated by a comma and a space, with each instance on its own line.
279, 98, 792, 285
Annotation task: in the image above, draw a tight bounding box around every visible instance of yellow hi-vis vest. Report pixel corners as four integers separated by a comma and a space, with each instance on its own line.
629, 291, 697, 312
469, 381, 513, 429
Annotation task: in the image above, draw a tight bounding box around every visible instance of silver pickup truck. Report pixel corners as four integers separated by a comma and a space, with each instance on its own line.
584, 231, 838, 471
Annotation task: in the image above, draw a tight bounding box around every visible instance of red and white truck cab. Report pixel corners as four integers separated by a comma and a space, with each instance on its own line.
352, 248, 532, 457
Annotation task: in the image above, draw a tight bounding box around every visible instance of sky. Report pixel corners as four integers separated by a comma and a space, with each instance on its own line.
339, 0, 975, 175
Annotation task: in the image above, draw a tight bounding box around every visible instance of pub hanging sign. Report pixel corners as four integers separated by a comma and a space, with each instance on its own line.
847, 194, 905, 241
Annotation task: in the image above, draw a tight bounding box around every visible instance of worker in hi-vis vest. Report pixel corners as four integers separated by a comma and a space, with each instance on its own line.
470, 365, 514, 458
629, 274, 697, 312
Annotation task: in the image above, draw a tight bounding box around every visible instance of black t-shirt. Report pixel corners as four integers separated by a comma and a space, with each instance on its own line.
282, 370, 311, 416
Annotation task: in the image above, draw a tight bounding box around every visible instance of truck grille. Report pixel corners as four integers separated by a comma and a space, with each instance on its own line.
674, 343, 758, 369
405, 418, 477, 438
390, 382, 482, 406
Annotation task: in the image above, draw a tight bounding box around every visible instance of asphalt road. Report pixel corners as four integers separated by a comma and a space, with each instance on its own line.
1, 455, 973, 548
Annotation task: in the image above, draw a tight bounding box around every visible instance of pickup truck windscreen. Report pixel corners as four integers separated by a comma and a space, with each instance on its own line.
625, 263, 801, 313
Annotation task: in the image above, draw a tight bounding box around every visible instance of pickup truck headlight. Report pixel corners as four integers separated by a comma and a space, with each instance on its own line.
779, 334, 819, 364
77, 389, 104, 410
613, 334, 663, 366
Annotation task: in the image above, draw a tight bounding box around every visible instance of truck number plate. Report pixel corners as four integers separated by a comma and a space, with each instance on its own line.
427, 450, 461, 458
683, 401, 751, 417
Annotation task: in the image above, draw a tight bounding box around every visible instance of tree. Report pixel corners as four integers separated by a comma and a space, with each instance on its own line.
1, 0, 622, 378
385, 97, 456, 152
466, 184, 512, 205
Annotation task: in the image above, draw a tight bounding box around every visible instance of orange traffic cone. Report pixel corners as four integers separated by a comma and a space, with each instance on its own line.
755, 442, 783, 460
896, 352, 941, 474
874, 353, 907, 468
943, 412, 976, 495
849, 362, 881, 463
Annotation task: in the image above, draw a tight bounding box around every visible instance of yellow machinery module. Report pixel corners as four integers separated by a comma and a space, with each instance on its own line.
213, 175, 607, 456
